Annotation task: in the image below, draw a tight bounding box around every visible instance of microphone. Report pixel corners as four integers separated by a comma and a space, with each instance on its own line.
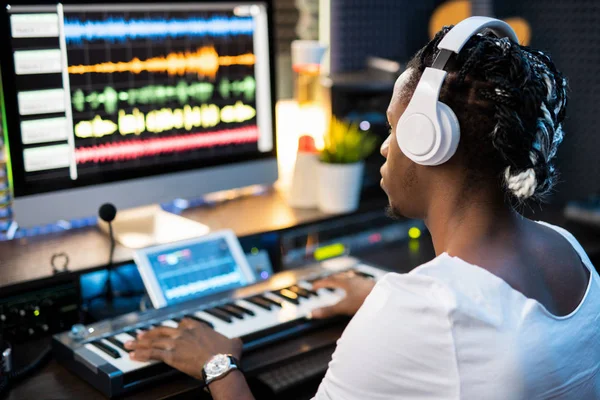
99, 203, 117, 225
99, 203, 117, 303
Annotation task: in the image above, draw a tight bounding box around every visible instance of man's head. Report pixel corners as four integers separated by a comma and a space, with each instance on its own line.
380, 27, 568, 219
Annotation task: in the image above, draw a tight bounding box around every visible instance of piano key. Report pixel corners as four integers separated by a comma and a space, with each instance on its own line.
124, 330, 139, 338
352, 270, 375, 279
90, 340, 120, 359
288, 285, 314, 298
273, 289, 300, 305
105, 336, 130, 352
245, 296, 273, 310
216, 305, 245, 320
255, 294, 283, 308
84, 338, 156, 373
171, 317, 182, 323
296, 281, 320, 296
136, 325, 155, 332
115, 332, 136, 343
193, 311, 229, 330
226, 303, 255, 317
183, 314, 214, 328
204, 308, 234, 323
160, 320, 179, 328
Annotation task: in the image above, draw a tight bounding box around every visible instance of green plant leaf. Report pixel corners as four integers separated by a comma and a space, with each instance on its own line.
320, 117, 378, 164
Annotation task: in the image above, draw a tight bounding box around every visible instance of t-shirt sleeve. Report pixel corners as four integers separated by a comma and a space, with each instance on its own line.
312, 273, 460, 400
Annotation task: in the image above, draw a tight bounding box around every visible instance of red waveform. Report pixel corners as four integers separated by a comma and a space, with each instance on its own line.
75, 126, 259, 164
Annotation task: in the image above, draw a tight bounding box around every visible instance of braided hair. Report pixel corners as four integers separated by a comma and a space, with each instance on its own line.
403, 27, 568, 205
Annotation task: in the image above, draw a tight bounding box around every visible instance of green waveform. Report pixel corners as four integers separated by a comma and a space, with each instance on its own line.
72, 77, 256, 115
74, 101, 256, 138
218, 76, 256, 101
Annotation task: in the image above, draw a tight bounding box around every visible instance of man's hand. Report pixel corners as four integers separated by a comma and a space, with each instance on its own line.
311, 272, 376, 319
125, 319, 242, 380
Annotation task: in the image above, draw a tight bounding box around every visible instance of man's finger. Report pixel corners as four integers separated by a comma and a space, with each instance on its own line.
310, 304, 341, 319
130, 348, 173, 363
179, 318, 205, 330
138, 326, 179, 339
312, 276, 346, 291
126, 338, 175, 351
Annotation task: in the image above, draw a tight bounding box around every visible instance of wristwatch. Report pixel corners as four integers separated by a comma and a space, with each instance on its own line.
202, 354, 240, 391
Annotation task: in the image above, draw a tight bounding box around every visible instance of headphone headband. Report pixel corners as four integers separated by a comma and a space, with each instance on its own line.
433, 17, 519, 70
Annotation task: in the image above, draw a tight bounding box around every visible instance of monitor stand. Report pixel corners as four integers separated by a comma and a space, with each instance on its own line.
98, 205, 210, 249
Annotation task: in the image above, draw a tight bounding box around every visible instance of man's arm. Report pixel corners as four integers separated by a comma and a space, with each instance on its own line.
207, 370, 255, 400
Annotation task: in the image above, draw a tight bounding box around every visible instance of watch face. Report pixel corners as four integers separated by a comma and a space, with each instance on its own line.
206, 354, 231, 378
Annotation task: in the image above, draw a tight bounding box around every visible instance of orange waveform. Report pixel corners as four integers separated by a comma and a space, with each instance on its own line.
67, 46, 255, 79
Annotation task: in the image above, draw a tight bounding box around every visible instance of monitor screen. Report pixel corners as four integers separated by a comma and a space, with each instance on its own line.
135, 230, 256, 307
0, 1, 275, 210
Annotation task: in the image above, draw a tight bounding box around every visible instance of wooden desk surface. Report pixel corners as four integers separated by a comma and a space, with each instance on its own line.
0, 189, 355, 288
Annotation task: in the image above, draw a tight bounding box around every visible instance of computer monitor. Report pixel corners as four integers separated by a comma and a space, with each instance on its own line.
0, 0, 277, 229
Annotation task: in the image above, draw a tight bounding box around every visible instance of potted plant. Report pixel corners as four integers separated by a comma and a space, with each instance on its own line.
318, 118, 378, 213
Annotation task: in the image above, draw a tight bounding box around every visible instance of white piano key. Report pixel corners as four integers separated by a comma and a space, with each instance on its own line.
160, 320, 179, 328
355, 263, 389, 279
193, 311, 232, 334
84, 340, 155, 373
114, 332, 136, 344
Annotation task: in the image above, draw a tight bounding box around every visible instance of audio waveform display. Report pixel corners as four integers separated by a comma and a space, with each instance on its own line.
74, 101, 257, 138
71, 77, 256, 114
64, 16, 254, 44
75, 126, 259, 164
219, 76, 256, 102
67, 46, 255, 79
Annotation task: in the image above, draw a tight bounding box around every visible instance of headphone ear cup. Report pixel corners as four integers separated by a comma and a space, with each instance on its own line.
434, 101, 461, 165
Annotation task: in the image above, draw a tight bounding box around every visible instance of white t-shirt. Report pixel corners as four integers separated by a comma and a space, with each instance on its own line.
314, 222, 600, 400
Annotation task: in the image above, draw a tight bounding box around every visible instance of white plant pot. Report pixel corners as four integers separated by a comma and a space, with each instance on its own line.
317, 161, 364, 214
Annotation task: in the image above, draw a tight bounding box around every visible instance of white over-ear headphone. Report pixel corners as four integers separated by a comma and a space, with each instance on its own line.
396, 17, 518, 166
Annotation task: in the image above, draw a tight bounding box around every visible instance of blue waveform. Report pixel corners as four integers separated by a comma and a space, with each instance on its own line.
64, 16, 254, 43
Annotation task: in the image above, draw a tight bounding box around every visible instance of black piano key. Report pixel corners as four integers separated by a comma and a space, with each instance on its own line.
204, 308, 233, 323
257, 294, 283, 308
227, 303, 255, 316
91, 340, 121, 359
184, 314, 214, 328
171, 317, 182, 323
353, 270, 375, 279
288, 286, 312, 298
105, 336, 130, 353
124, 330, 138, 338
216, 305, 245, 320
245, 297, 272, 311
273, 289, 300, 305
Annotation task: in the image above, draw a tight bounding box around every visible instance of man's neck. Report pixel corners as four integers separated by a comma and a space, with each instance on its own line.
424, 188, 520, 258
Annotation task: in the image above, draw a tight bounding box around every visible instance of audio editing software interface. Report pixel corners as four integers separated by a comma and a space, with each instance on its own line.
3, 2, 272, 196
146, 237, 250, 305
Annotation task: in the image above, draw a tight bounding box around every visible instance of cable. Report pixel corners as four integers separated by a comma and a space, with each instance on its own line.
9, 346, 52, 382
0, 344, 52, 397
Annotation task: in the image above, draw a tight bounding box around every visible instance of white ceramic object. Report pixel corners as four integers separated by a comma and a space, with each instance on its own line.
317, 161, 364, 214
288, 153, 320, 208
